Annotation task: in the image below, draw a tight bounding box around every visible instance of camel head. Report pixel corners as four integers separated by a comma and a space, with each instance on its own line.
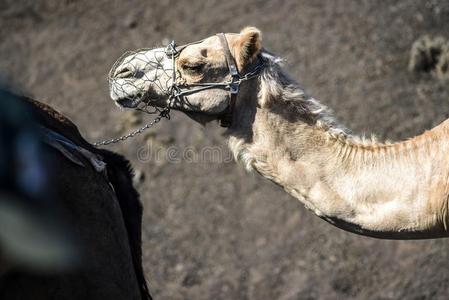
109, 27, 263, 124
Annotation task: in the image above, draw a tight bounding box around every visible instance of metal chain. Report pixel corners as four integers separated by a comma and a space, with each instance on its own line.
93, 108, 170, 147
96, 59, 263, 147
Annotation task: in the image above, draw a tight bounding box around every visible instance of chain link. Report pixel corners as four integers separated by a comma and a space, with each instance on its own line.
93, 108, 170, 147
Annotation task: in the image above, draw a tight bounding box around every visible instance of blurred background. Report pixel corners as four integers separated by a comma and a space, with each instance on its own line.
1, 0, 449, 299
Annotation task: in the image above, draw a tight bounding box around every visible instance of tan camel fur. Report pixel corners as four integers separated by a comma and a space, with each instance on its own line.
109, 27, 449, 239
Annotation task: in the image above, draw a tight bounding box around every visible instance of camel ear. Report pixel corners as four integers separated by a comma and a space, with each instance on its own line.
235, 27, 262, 70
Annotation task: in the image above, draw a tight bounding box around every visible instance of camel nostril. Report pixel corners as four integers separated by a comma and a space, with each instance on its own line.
114, 67, 134, 78
114, 67, 145, 79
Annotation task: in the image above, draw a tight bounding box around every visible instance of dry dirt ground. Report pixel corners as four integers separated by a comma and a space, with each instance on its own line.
2, 1, 449, 299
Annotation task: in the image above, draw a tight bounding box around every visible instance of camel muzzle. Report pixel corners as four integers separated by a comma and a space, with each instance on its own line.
108, 34, 265, 127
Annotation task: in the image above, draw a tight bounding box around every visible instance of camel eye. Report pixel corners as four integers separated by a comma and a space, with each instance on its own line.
182, 63, 204, 73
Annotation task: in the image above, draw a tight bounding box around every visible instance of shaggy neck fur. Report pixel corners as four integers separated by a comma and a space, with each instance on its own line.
228, 52, 449, 239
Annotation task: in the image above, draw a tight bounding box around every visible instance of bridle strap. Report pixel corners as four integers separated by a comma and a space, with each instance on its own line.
217, 33, 239, 78
162, 34, 263, 128
217, 33, 239, 127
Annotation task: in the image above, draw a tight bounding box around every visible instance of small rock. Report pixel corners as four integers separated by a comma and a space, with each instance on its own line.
409, 35, 449, 79
175, 263, 184, 272
182, 272, 201, 287
124, 14, 138, 29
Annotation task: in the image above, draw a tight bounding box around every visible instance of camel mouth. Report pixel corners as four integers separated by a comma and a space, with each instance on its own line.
114, 90, 151, 108
111, 81, 168, 109
115, 97, 142, 108
109, 79, 150, 108
114, 92, 168, 111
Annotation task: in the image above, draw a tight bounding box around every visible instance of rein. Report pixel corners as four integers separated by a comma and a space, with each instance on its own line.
95, 33, 264, 147
93, 107, 170, 147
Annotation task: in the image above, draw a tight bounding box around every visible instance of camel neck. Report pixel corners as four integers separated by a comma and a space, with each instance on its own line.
228, 76, 449, 239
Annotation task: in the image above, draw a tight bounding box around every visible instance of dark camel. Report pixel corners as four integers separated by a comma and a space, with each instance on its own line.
0, 90, 151, 299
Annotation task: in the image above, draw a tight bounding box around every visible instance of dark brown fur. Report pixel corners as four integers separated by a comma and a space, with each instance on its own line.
1, 93, 151, 300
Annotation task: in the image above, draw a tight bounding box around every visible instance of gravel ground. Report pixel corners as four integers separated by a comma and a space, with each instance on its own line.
1, 1, 449, 299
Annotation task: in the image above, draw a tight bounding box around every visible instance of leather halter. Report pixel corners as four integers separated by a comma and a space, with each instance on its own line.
216, 33, 240, 127
164, 33, 264, 128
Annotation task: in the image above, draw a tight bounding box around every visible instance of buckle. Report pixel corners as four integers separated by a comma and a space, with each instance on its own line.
229, 82, 239, 94
165, 41, 178, 57
229, 64, 239, 76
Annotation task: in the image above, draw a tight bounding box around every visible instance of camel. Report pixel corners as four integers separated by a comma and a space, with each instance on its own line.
109, 27, 449, 240
0, 90, 152, 299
